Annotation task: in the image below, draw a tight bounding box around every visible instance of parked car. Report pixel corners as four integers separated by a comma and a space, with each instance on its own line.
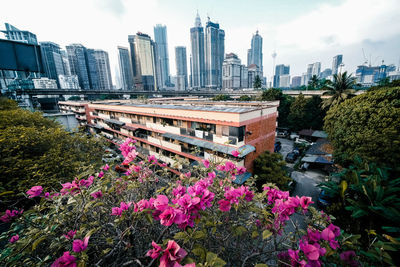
317, 190, 334, 209
295, 138, 313, 146
285, 152, 298, 163
290, 133, 300, 140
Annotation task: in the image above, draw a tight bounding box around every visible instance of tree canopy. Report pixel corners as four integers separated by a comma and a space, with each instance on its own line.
324, 87, 400, 168
0, 98, 104, 204
322, 71, 356, 109
253, 75, 262, 89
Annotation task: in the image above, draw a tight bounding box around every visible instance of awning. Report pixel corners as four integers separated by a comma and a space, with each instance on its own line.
233, 172, 252, 184
302, 156, 333, 164
122, 125, 138, 131
88, 124, 104, 130
105, 119, 125, 127
162, 132, 255, 157
311, 130, 328, 139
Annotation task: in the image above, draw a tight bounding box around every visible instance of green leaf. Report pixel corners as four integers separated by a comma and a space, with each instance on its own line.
174, 232, 187, 240
262, 230, 272, 240
0, 191, 14, 196
193, 230, 206, 240
252, 231, 259, 239
233, 226, 247, 236
206, 252, 226, 267
32, 236, 47, 251
255, 264, 269, 267
192, 245, 206, 262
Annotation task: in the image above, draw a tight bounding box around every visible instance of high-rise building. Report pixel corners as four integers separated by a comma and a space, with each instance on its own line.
320, 68, 332, 79
279, 74, 291, 89
118, 46, 134, 90
93, 50, 113, 90
1, 23, 37, 44
175, 46, 188, 91
61, 50, 71, 76
190, 12, 205, 89
247, 30, 263, 73
40, 42, 66, 86
204, 18, 225, 89
154, 24, 170, 89
332, 55, 343, 75
66, 44, 91, 89
58, 74, 80, 89
248, 64, 262, 89
128, 33, 157, 91
222, 53, 242, 89
291, 76, 302, 88
85, 49, 100, 90
355, 64, 396, 87
273, 64, 290, 87
312, 62, 321, 77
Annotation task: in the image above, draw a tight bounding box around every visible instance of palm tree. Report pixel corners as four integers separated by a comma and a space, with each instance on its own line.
308, 75, 320, 90
322, 71, 356, 109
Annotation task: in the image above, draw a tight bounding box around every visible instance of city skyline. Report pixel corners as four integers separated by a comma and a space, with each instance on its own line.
1, 0, 400, 85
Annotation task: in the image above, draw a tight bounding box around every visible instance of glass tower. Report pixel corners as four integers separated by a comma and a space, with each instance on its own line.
154, 24, 170, 89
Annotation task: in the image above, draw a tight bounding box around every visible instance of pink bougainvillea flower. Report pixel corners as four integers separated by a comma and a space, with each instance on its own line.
340, 250, 359, 267
299, 241, 320, 261
72, 236, 90, 253
98, 171, 104, 178
148, 155, 157, 164
9, 234, 19, 243
328, 223, 341, 237
111, 207, 123, 216
207, 172, 216, 179
146, 241, 162, 259
307, 228, 321, 243
159, 207, 185, 226
91, 191, 103, 199
224, 161, 236, 171
63, 230, 77, 240
202, 159, 210, 168
103, 164, 110, 171
231, 150, 240, 157
218, 199, 231, 212
51, 251, 77, 267
159, 240, 188, 267
0, 209, 23, 223
120, 201, 132, 211
299, 196, 313, 210
136, 199, 151, 211
26, 186, 43, 198
153, 195, 169, 211
184, 171, 191, 178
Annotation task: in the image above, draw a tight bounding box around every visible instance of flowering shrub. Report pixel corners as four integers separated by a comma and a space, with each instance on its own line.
0, 138, 367, 266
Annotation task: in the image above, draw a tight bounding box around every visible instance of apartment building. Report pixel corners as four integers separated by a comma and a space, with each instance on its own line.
59, 99, 279, 182
58, 101, 89, 126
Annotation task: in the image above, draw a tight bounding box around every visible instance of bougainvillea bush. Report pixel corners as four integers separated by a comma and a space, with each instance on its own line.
0, 138, 370, 266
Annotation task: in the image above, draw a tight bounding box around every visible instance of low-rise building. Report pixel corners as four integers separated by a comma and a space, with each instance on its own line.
59, 99, 279, 181
32, 78, 58, 89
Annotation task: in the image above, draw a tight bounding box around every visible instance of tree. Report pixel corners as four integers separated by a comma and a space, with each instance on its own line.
303, 96, 326, 130
212, 94, 232, 101
0, 99, 105, 205
253, 75, 262, 90
238, 95, 252, 101
260, 88, 282, 101
253, 151, 292, 190
308, 75, 320, 90
287, 93, 309, 131
324, 87, 400, 168
322, 71, 356, 109
68, 96, 81, 101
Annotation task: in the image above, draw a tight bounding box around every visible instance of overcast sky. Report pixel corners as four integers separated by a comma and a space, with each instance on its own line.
1, 0, 399, 85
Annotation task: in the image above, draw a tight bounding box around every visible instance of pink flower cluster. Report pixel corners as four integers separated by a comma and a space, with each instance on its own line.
218, 186, 254, 212
0, 209, 23, 223
147, 240, 195, 267
119, 138, 138, 164
51, 251, 76, 267
53, 233, 89, 266
216, 161, 246, 180
9, 234, 19, 243
111, 201, 133, 216
26, 186, 43, 198
264, 187, 313, 233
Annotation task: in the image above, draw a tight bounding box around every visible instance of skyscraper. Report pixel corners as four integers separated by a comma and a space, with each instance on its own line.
66, 44, 91, 89
204, 18, 225, 89
154, 24, 170, 89
175, 46, 188, 91
312, 62, 321, 77
85, 49, 100, 90
61, 50, 71, 76
190, 12, 205, 89
118, 46, 134, 90
222, 53, 247, 89
332, 54, 343, 75
40, 42, 66, 86
128, 33, 157, 91
93, 50, 113, 90
247, 30, 263, 73
1, 23, 37, 44
273, 64, 290, 87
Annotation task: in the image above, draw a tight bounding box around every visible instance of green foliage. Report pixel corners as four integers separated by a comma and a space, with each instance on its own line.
238, 95, 252, 101
287, 94, 308, 131
324, 87, 400, 168
322, 71, 356, 109
260, 88, 282, 101
67, 96, 81, 101
0, 103, 104, 204
0, 98, 19, 111
308, 75, 320, 90
253, 151, 292, 190
212, 94, 232, 101
253, 75, 262, 90
368, 79, 400, 91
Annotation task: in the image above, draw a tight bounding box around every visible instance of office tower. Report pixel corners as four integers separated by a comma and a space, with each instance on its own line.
58, 75, 80, 89
223, 53, 248, 89
248, 64, 262, 89
128, 33, 157, 91
306, 63, 313, 80
273, 64, 290, 87
154, 24, 170, 89
320, 68, 332, 79
190, 12, 205, 89
301, 73, 308, 86
93, 50, 112, 90
241, 66, 248, 88
175, 46, 188, 91
60, 50, 71, 76
118, 46, 134, 90
312, 62, 321, 77
204, 18, 225, 89
1, 23, 37, 44
332, 54, 343, 75
40, 42, 66, 86
66, 44, 91, 89
247, 30, 263, 73
291, 76, 302, 88
85, 49, 100, 90
279, 74, 290, 88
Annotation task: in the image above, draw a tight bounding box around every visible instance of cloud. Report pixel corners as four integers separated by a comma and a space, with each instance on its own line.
95, 0, 126, 16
